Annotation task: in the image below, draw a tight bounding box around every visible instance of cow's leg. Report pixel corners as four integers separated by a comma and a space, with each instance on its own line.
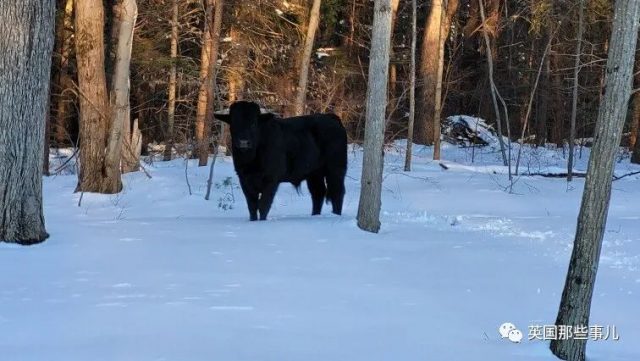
306, 173, 326, 215
325, 168, 346, 215
258, 182, 279, 221
239, 178, 259, 221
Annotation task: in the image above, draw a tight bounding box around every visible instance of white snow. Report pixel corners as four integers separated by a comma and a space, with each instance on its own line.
1, 142, 639, 361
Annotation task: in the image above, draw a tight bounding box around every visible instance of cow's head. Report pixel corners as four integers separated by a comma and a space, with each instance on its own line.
215, 101, 274, 159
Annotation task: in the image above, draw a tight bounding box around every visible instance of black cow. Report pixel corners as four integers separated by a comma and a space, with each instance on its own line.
215, 101, 347, 221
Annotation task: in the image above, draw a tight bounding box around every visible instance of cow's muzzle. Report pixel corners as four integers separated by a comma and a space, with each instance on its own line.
237, 140, 253, 149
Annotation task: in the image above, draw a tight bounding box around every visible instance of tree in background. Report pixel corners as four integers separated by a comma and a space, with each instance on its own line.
415, 0, 459, 145
75, 0, 139, 193
195, 0, 224, 167
357, 0, 393, 233
550, 0, 640, 359
0, 0, 55, 244
294, 0, 322, 116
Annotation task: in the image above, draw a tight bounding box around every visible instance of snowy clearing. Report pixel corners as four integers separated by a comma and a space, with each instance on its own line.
1, 143, 639, 361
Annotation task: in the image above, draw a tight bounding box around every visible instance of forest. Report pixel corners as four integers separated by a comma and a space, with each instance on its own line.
1, 1, 640, 361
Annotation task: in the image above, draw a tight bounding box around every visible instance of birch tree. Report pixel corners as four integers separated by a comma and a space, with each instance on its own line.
0, 0, 54, 244
293, 0, 322, 116
357, 0, 393, 233
550, 1, 640, 360
105, 0, 138, 178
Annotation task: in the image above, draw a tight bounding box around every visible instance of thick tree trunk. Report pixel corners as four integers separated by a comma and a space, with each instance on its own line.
0, 0, 54, 244
415, 0, 459, 145
164, 0, 179, 161
293, 0, 322, 116
75, 0, 114, 193
404, 0, 417, 172
357, 0, 393, 233
568, 0, 584, 180
53, 0, 74, 146
550, 1, 640, 360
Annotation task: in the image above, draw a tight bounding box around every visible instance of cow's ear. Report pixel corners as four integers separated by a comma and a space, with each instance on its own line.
259, 113, 275, 122
214, 113, 232, 124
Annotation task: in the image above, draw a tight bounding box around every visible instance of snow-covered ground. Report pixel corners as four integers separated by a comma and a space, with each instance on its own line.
2, 142, 639, 361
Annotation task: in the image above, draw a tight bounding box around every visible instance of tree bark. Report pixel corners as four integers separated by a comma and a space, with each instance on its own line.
550, 1, 640, 360
293, 0, 322, 116
195, 1, 213, 166
203, 0, 224, 159
357, 0, 393, 233
164, 0, 179, 161
415, 0, 459, 145
0, 0, 54, 244
568, 0, 584, 180
404, 0, 417, 172
106, 0, 138, 179
75, 0, 114, 193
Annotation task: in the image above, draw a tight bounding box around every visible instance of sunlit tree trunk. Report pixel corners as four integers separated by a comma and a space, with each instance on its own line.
293, 0, 322, 115
195, 0, 213, 166
203, 0, 224, 150
106, 0, 138, 176
75, 0, 113, 193
0, 0, 54, 244
164, 0, 179, 161
415, 0, 459, 145
388, 0, 401, 120
550, 1, 640, 360
357, 0, 393, 233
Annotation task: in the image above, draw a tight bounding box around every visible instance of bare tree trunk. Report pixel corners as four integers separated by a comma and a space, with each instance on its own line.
415, 0, 459, 145
202, 0, 224, 166
293, 0, 322, 116
534, 52, 550, 146
0, 0, 54, 244
53, 0, 74, 146
75, 0, 114, 193
108, 0, 139, 175
478, 0, 507, 166
404, 0, 417, 172
550, 1, 640, 360
164, 0, 179, 161
195, 1, 213, 166
357, 0, 393, 233
567, 0, 584, 180
432, 0, 448, 160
